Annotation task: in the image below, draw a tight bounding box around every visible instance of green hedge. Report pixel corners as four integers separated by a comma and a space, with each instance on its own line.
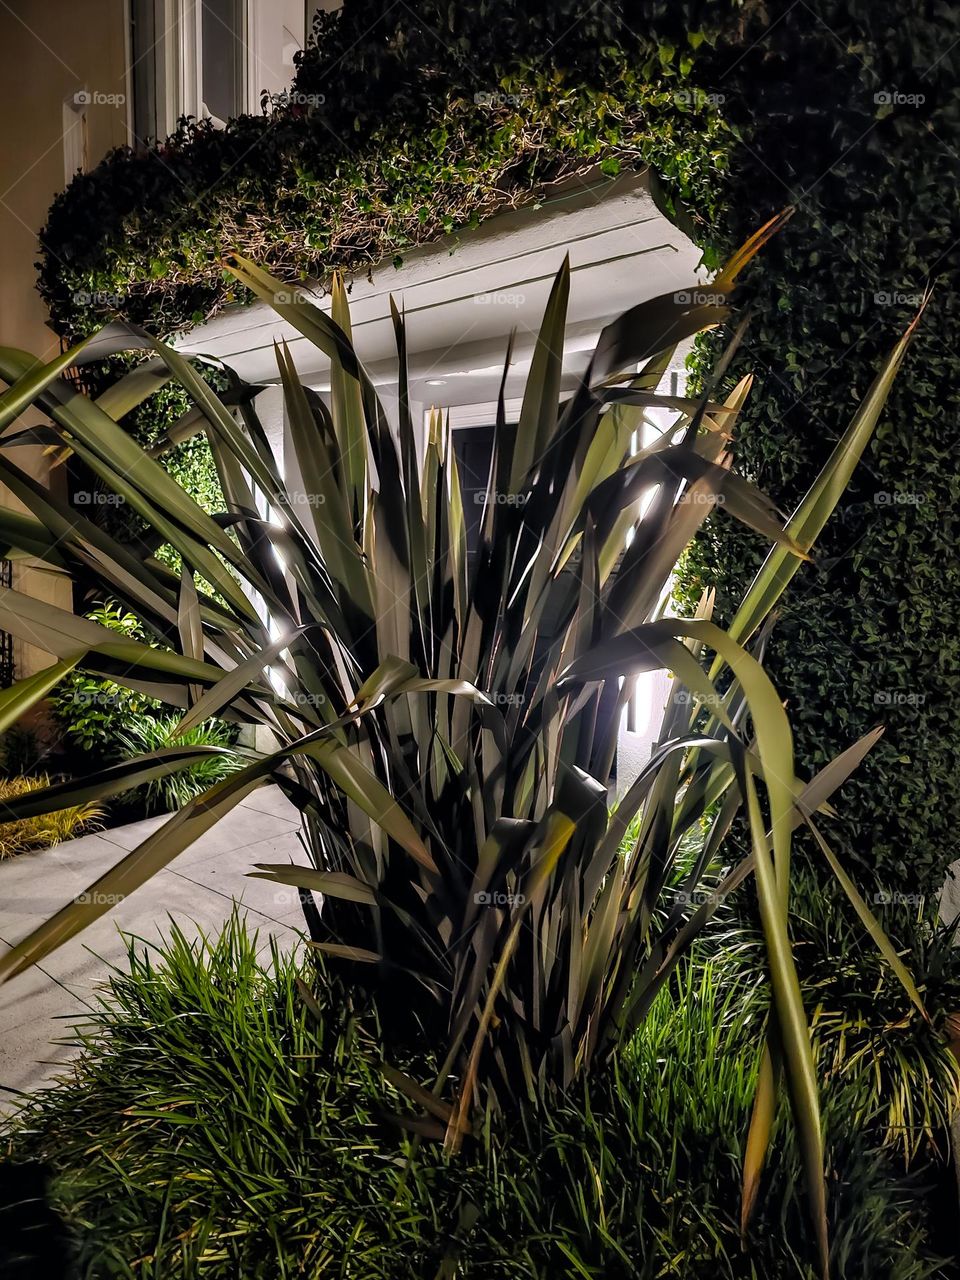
675, 0, 960, 895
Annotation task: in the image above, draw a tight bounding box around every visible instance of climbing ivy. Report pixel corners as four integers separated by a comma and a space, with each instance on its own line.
676, 0, 960, 895
39, 39, 734, 341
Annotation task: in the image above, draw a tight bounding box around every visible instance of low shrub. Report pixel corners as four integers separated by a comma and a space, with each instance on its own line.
0, 776, 102, 860
1, 913, 951, 1279
50, 602, 161, 761
718, 867, 960, 1166
50, 601, 239, 815
115, 713, 240, 815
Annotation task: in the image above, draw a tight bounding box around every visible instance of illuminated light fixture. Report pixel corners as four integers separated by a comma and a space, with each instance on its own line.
425, 378, 447, 385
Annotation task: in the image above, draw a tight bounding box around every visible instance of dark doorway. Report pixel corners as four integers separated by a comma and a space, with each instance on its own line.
451, 423, 496, 560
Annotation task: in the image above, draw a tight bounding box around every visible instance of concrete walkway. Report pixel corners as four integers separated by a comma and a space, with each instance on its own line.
0, 785, 307, 1116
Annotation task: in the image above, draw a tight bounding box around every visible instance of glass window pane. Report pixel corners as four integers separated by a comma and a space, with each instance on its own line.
202, 0, 243, 122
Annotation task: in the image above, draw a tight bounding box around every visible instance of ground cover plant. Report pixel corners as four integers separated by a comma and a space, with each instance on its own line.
2, 908, 954, 1279
0, 775, 102, 860
0, 223, 932, 1273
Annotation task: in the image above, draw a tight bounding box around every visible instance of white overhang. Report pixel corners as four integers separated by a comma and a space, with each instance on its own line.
175, 169, 705, 408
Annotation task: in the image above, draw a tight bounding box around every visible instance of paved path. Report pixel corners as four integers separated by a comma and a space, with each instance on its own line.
0, 786, 306, 1116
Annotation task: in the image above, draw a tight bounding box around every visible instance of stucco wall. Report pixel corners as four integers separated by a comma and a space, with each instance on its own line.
0, 1, 129, 678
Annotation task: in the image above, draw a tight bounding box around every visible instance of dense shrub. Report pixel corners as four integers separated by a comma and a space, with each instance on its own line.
39, 41, 732, 340
50, 602, 161, 759
50, 601, 239, 814
71, 359, 226, 559
674, 0, 960, 895
2, 908, 953, 1279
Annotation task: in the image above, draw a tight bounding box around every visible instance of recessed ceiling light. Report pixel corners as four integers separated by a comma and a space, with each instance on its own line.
425, 379, 447, 386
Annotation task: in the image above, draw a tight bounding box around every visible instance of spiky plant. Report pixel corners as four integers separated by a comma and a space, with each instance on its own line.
0, 213, 928, 1274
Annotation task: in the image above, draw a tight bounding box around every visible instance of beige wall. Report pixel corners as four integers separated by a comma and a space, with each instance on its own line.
0, 1, 129, 678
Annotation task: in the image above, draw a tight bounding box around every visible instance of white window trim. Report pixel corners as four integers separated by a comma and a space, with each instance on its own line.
62, 95, 88, 182
141, 0, 258, 138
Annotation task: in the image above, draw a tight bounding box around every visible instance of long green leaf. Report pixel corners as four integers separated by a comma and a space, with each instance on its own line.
0, 656, 81, 733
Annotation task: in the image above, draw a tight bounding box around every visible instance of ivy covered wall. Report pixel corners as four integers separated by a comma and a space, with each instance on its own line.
678, 0, 960, 896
